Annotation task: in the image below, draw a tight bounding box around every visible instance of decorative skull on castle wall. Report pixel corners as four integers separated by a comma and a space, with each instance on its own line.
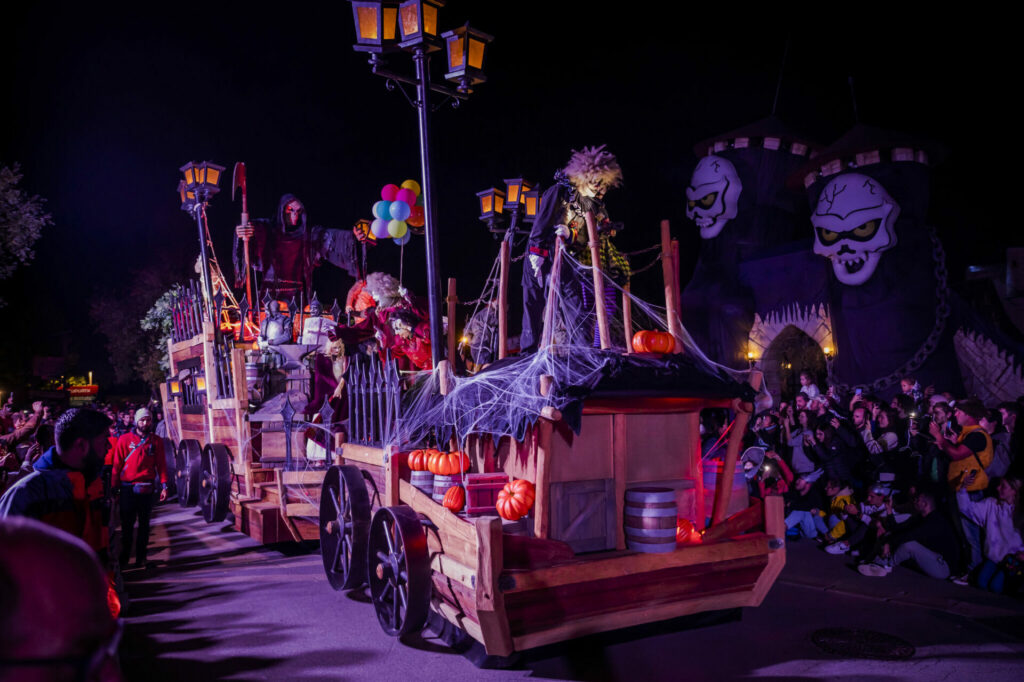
811, 173, 900, 286
686, 155, 742, 239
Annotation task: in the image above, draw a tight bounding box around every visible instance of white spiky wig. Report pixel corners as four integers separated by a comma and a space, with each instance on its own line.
562, 145, 623, 189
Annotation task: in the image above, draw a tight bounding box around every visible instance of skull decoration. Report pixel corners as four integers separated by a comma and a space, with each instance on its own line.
686, 155, 743, 239
811, 173, 900, 286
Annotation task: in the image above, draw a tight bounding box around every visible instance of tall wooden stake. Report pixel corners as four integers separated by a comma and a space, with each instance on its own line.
584, 211, 611, 350
660, 220, 683, 353
622, 282, 633, 354
712, 370, 764, 525
446, 278, 457, 367
498, 240, 510, 359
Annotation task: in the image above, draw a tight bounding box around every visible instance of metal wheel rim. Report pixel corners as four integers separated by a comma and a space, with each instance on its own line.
319, 466, 368, 590
367, 506, 429, 637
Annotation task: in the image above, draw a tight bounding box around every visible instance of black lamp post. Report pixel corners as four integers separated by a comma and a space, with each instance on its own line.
349, 0, 492, 368
179, 161, 225, 322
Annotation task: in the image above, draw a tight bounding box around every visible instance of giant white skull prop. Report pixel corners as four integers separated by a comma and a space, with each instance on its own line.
686, 155, 743, 239
811, 173, 900, 286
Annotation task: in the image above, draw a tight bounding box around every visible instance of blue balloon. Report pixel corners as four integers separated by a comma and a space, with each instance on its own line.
394, 232, 411, 246
372, 200, 392, 220
371, 218, 390, 239
389, 199, 411, 221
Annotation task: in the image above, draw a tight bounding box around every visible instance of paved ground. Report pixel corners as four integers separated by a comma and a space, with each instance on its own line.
119, 504, 1024, 681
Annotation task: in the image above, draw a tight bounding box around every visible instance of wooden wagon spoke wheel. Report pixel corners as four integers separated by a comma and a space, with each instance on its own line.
319, 465, 369, 591
367, 505, 430, 637
199, 443, 232, 523
177, 440, 202, 507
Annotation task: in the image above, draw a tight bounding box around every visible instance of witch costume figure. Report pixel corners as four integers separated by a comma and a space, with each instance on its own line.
233, 193, 359, 301
520, 145, 631, 353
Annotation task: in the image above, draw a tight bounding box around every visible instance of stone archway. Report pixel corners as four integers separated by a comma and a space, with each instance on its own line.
761, 326, 827, 402
749, 304, 834, 402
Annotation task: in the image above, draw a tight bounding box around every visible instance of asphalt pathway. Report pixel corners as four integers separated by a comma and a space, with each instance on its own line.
119, 503, 1024, 681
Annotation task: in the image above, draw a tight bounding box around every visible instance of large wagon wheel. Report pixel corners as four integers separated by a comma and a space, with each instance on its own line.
199, 443, 232, 523
177, 440, 202, 507
367, 505, 430, 637
319, 465, 371, 590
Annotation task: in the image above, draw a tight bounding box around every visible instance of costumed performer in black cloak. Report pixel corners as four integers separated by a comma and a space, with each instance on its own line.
521, 145, 631, 353
234, 193, 359, 301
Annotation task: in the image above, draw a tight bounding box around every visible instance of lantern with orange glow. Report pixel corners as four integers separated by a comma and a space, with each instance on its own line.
397, 0, 445, 50
476, 187, 505, 221
179, 161, 225, 203
350, 1, 400, 53
521, 188, 541, 224
443, 23, 493, 92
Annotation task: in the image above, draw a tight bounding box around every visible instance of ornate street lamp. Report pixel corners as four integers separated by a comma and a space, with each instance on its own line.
178, 160, 225, 322
442, 23, 493, 93
349, 0, 492, 368
476, 187, 505, 234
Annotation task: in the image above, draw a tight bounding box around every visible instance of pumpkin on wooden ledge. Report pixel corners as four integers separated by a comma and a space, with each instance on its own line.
496, 479, 535, 521
427, 450, 470, 476
676, 517, 702, 545
631, 330, 675, 354
442, 485, 465, 513
407, 449, 431, 472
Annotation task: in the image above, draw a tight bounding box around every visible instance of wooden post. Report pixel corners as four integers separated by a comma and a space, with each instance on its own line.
712, 370, 764, 525
540, 237, 563, 349
498, 240, 509, 360
533, 417, 554, 540
446, 278, 457, 366
671, 238, 681, 309
475, 517, 514, 656
584, 211, 611, 350
660, 221, 684, 353
622, 282, 633, 354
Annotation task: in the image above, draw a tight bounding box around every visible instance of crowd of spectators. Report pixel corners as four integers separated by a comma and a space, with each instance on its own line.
704, 371, 1024, 595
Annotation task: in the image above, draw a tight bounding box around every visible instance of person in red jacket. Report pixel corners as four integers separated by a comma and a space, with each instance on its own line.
111, 408, 167, 569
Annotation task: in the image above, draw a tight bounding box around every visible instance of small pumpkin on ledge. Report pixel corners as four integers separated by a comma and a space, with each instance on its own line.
632, 330, 675, 354
496, 479, 535, 521
442, 486, 465, 513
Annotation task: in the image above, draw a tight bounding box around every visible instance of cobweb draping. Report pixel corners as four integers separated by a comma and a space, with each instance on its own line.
387, 250, 758, 450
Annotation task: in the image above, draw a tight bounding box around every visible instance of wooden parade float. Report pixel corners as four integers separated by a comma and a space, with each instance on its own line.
159, 281, 336, 545
319, 216, 785, 658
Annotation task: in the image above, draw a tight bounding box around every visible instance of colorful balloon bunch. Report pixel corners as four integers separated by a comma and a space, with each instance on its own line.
370, 179, 425, 246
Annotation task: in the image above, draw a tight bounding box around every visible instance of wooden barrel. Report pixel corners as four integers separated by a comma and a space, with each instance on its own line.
432, 473, 465, 503
702, 459, 748, 520
624, 487, 678, 554
410, 471, 434, 497
245, 362, 261, 391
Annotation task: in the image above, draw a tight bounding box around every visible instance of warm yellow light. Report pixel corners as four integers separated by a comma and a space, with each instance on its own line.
524, 194, 537, 216
383, 7, 397, 39
480, 195, 492, 215
747, 351, 755, 360
448, 36, 464, 69
400, 3, 418, 35
205, 167, 219, 186
494, 194, 504, 214
184, 167, 195, 185
357, 5, 379, 39
422, 3, 437, 35
170, 380, 181, 395
824, 346, 833, 355
195, 376, 207, 392
468, 37, 484, 69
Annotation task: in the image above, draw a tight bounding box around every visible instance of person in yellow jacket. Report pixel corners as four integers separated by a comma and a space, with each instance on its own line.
824, 478, 856, 541
929, 397, 994, 578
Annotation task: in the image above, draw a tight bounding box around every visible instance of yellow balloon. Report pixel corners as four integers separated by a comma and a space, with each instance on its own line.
400, 179, 421, 196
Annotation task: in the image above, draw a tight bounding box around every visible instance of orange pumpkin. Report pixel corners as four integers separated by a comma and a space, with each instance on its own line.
442, 486, 465, 513
648, 331, 675, 354
676, 517, 701, 544
407, 449, 429, 471
496, 479, 535, 521
428, 451, 470, 476
631, 330, 656, 353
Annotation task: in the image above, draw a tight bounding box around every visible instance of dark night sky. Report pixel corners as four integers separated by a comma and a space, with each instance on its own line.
1, 3, 1012, 391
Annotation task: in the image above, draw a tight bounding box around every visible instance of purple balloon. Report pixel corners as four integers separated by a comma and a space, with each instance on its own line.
396, 188, 417, 205
389, 200, 411, 221
381, 184, 400, 201
371, 218, 390, 239
394, 232, 411, 246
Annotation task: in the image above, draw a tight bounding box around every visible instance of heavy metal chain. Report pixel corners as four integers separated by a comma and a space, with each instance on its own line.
828, 226, 951, 394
